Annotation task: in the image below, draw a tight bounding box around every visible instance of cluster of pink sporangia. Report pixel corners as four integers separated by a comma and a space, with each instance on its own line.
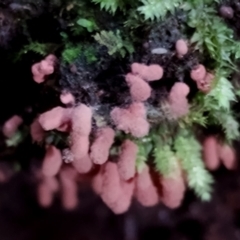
27, 99, 188, 213
2, 48, 211, 212
36, 146, 80, 210
190, 64, 215, 93
203, 136, 236, 171
31, 54, 57, 83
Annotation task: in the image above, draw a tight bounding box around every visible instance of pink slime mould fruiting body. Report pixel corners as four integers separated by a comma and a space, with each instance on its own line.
30, 118, 45, 142
160, 164, 186, 209
196, 72, 215, 93
98, 162, 134, 214
203, 136, 220, 170
59, 168, 78, 210
3, 115, 23, 138
168, 82, 190, 118
111, 103, 149, 138
100, 162, 122, 206
38, 107, 72, 131
70, 104, 93, 173
109, 178, 134, 214
134, 165, 159, 207
92, 166, 104, 195
125, 73, 151, 101
37, 176, 59, 208
42, 145, 62, 177
90, 127, 115, 165
190, 64, 207, 82
32, 54, 57, 84
72, 154, 93, 174
117, 140, 138, 180
60, 91, 75, 105
131, 63, 163, 81
218, 144, 236, 170
175, 39, 188, 57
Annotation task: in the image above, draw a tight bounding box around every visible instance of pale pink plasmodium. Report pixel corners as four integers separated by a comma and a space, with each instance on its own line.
30, 118, 45, 142
42, 145, 62, 177
190, 64, 207, 82
90, 127, 115, 165
39, 107, 72, 131
117, 140, 138, 180
135, 165, 159, 207
203, 136, 220, 170
59, 167, 78, 210
60, 92, 75, 105
175, 39, 188, 56
3, 115, 23, 138
218, 144, 236, 170
160, 163, 186, 209
72, 154, 93, 173
125, 73, 151, 101
131, 63, 163, 81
